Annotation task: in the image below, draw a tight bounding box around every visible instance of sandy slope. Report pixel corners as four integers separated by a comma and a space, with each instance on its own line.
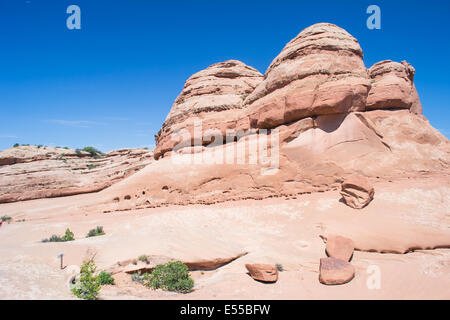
0, 176, 449, 300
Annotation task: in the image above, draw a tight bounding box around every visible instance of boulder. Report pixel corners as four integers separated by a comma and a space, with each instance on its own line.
325, 235, 354, 261
367, 60, 422, 114
245, 264, 278, 283
340, 175, 375, 209
244, 23, 370, 129
319, 257, 355, 285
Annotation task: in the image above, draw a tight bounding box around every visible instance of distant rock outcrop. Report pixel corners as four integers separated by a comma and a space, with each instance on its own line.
0, 146, 153, 203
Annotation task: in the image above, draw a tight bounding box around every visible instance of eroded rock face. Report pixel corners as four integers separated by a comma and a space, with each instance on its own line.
367, 60, 422, 114
325, 235, 354, 261
243, 23, 370, 129
340, 175, 375, 209
154, 60, 263, 159
319, 257, 355, 285
245, 264, 278, 283
0, 146, 153, 203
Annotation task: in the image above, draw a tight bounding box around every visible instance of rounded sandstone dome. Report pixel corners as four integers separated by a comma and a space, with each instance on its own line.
154, 60, 263, 159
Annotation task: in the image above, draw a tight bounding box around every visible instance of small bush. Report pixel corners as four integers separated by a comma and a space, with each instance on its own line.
132, 259, 137, 265
145, 261, 193, 293
75, 149, 82, 156
1, 216, 12, 223
276, 263, 284, 272
87, 164, 96, 170
13, 143, 19, 147
42, 228, 74, 242
62, 228, 75, 241
71, 259, 100, 300
97, 271, 114, 285
86, 226, 105, 238
131, 271, 146, 284
82, 146, 103, 157
138, 255, 148, 263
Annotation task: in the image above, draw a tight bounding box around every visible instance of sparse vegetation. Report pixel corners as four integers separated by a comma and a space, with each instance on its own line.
131, 271, 146, 284
138, 254, 148, 263
82, 146, 103, 158
75, 149, 82, 156
71, 259, 101, 300
276, 263, 284, 272
42, 228, 75, 242
13, 143, 19, 147
132, 259, 138, 265
145, 261, 194, 293
97, 271, 115, 285
86, 226, 105, 238
87, 164, 96, 170
1, 215, 12, 223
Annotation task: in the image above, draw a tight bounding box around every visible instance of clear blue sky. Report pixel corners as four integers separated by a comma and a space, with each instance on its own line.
0, 0, 449, 152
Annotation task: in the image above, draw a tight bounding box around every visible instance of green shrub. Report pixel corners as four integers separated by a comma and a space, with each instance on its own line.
131, 271, 146, 284
71, 260, 101, 300
42, 228, 74, 242
86, 226, 105, 238
138, 254, 148, 263
82, 146, 103, 157
145, 261, 193, 293
75, 149, 82, 156
87, 164, 96, 170
97, 271, 114, 285
61, 228, 75, 241
1, 215, 12, 223
276, 263, 284, 272
13, 143, 19, 148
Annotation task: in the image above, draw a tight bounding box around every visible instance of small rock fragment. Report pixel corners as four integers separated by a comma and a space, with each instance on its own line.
340, 175, 375, 209
319, 257, 355, 285
325, 235, 354, 261
245, 264, 278, 283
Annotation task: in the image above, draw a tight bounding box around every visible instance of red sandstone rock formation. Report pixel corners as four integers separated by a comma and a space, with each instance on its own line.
92, 23, 448, 211
244, 23, 370, 129
154, 60, 263, 159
